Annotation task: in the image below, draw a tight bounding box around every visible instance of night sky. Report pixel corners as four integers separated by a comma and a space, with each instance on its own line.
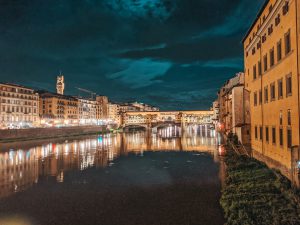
0, 0, 263, 110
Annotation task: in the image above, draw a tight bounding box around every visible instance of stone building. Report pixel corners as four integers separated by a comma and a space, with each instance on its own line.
243, 0, 300, 180
96, 96, 109, 120
108, 103, 121, 125
0, 83, 39, 129
78, 98, 97, 125
218, 73, 251, 145
119, 102, 160, 113
38, 91, 78, 126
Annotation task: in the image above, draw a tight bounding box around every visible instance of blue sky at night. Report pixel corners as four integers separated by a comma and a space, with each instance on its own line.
0, 0, 263, 110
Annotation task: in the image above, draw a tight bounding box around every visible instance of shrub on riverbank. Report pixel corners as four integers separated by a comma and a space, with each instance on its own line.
220, 150, 300, 225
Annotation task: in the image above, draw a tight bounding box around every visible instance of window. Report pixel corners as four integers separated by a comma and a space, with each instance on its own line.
287, 128, 292, 148
259, 89, 262, 105
285, 30, 291, 55
257, 41, 261, 49
279, 111, 283, 125
269, 4, 273, 13
264, 86, 269, 103
270, 83, 275, 101
258, 61, 262, 76
260, 126, 263, 141
252, 47, 256, 55
255, 126, 258, 139
266, 127, 269, 142
272, 127, 276, 144
270, 48, 275, 67
262, 34, 267, 43
268, 25, 273, 35
286, 74, 292, 96
253, 65, 257, 80
264, 54, 268, 72
283, 1, 289, 15
275, 14, 281, 26
278, 78, 283, 99
277, 40, 282, 61
288, 109, 291, 126
279, 128, 283, 146
254, 92, 258, 106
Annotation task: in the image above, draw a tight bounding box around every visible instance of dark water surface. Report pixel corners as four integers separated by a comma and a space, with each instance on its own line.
0, 129, 225, 225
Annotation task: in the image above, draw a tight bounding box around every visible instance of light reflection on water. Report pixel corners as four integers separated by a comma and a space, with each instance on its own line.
0, 126, 219, 199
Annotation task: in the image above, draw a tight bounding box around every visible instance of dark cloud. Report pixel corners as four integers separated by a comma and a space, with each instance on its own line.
0, 0, 263, 110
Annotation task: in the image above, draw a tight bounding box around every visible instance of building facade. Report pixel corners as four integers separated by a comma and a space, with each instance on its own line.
96, 96, 109, 120
243, 0, 300, 176
108, 103, 121, 125
0, 83, 39, 129
119, 102, 160, 113
78, 98, 97, 125
38, 91, 78, 126
218, 73, 251, 145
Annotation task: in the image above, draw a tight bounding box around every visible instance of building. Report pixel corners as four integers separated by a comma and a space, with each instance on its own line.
218, 73, 251, 145
56, 75, 65, 95
108, 103, 121, 125
243, 0, 300, 180
0, 83, 39, 129
78, 98, 97, 125
131, 102, 160, 112
119, 102, 159, 113
212, 100, 220, 125
96, 96, 109, 120
38, 91, 78, 126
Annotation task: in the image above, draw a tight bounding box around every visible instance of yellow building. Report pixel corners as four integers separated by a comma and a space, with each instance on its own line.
0, 83, 39, 128
38, 91, 79, 126
243, 0, 300, 180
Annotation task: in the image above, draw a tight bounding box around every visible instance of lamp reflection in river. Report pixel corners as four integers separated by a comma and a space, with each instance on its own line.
0, 129, 218, 198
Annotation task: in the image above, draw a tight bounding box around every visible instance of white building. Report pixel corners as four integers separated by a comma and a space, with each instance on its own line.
78, 98, 97, 125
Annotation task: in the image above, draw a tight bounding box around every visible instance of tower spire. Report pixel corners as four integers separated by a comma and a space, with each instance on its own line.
56, 72, 65, 95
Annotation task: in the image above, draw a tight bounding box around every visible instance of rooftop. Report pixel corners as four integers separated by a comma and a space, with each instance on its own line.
242, 0, 269, 43
0, 82, 35, 90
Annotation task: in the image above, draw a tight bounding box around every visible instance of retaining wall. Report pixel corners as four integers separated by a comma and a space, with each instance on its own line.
0, 126, 108, 143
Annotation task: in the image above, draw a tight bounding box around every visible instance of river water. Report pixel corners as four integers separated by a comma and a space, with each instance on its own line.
0, 127, 225, 225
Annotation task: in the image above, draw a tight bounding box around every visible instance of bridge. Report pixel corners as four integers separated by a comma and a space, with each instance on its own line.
121, 110, 214, 132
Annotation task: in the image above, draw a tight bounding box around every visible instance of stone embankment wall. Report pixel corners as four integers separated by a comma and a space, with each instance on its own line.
0, 126, 108, 143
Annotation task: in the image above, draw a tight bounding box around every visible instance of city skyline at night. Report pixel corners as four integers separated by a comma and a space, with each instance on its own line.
0, 0, 263, 110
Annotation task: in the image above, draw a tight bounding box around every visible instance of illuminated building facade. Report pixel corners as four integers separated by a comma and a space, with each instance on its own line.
122, 111, 214, 128
56, 75, 65, 95
243, 0, 300, 173
38, 91, 79, 126
0, 83, 39, 129
217, 73, 251, 144
96, 95, 109, 120
108, 103, 121, 125
78, 98, 97, 125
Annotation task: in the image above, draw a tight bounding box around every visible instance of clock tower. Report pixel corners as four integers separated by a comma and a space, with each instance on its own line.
56, 74, 65, 95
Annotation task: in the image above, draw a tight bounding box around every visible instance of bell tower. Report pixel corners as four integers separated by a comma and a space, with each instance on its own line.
56, 73, 65, 95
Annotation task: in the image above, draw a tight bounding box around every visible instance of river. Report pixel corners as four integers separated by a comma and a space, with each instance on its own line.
0, 126, 225, 225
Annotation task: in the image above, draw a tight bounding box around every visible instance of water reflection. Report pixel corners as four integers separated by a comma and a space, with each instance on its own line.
0, 126, 218, 199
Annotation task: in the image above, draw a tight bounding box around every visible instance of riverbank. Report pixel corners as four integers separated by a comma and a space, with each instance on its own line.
220, 148, 300, 225
0, 126, 112, 143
